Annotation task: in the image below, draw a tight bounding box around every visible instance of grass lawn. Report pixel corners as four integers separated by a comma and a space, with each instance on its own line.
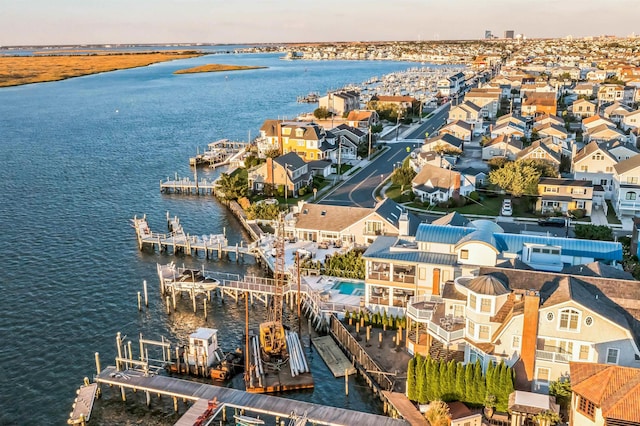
606, 200, 621, 224
432, 196, 502, 216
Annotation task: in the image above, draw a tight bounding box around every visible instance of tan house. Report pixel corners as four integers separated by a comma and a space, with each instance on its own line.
490, 122, 526, 140
247, 152, 312, 196
571, 98, 597, 119
482, 135, 523, 161
411, 163, 461, 204
464, 88, 501, 118
345, 109, 379, 130
569, 362, 640, 426
622, 109, 640, 132
423, 133, 464, 153
582, 115, 616, 133
516, 138, 562, 169
318, 90, 360, 116
368, 95, 417, 113
286, 198, 419, 246
447, 101, 483, 133
533, 122, 571, 143
603, 101, 632, 124
521, 92, 557, 117
584, 124, 627, 144
439, 120, 473, 142
534, 113, 565, 128
536, 178, 593, 216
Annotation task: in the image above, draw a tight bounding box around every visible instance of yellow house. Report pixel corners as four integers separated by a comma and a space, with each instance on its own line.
536, 178, 593, 216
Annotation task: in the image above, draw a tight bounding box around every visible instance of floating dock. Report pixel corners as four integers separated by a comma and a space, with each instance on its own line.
95, 366, 407, 426
311, 336, 355, 378
67, 383, 98, 425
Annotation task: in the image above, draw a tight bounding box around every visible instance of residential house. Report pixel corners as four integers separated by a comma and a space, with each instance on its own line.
286, 198, 420, 246
573, 83, 598, 98
612, 155, 640, 219
327, 133, 359, 163
247, 152, 312, 196
533, 122, 571, 144
437, 71, 466, 96
584, 124, 627, 144
586, 69, 608, 81
516, 138, 562, 170
423, 133, 464, 154
603, 101, 633, 124
280, 122, 333, 161
572, 141, 620, 199
369, 95, 417, 114
521, 92, 558, 117
331, 123, 366, 146
464, 88, 501, 118
439, 120, 473, 142
582, 115, 616, 133
411, 163, 461, 204
496, 113, 527, 129
482, 135, 523, 161
318, 90, 360, 116
459, 168, 487, 192
622, 109, 640, 132
571, 98, 597, 119
490, 122, 526, 140
447, 101, 484, 134
569, 362, 640, 426
410, 150, 455, 172
536, 178, 593, 216
345, 110, 379, 130
598, 84, 625, 105
534, 113, 565, 128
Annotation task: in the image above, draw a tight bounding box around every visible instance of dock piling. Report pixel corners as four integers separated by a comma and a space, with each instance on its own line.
137, 292, 142, 311
95, 352, 101, 377
143, 280, 148, 307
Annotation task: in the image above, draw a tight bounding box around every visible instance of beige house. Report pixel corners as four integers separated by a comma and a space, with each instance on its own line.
464, 88, 501, 118
286, 198, 419, 246
345, 109, 379, 130
622, 109, 640, 131
482, 135, 523, 161
516, 138, 562, 169
439, 120, 473, 142
447, 101, 483, 133
582, 115, 616, 133
536, 178, 593, 216
571, 98, 597, 119
318, 90, 360, 116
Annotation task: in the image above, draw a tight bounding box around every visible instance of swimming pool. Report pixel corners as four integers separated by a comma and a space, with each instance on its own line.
332, 280, 365, 296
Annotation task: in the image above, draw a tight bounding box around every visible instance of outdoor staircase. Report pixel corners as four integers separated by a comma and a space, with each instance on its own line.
428, 339, 464, 363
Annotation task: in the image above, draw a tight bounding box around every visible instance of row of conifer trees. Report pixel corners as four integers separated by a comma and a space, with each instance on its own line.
406, 355, 515, 412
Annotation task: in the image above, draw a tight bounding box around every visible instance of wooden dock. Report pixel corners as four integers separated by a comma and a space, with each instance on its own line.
68, 383, 98, 425
382, 391, 429, 426
312, 336, 355, 378
95, 366, 408, 426
189, 139, 248, 168
132, 214, 255, 260
173, 398, 219, 426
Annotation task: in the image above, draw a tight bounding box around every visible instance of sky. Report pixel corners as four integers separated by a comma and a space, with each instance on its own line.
1, 0, 639, 46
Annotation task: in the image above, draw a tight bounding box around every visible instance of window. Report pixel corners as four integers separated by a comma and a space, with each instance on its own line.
536, 367, 550, 384
559, 309, 580, 331
467, 320, 476, 337
460, 249, 469, 260
480, 298, 492, 313
454, 304, 464, 318
585, 316, 593, 326
607, 348, 619, 364
627, 177, 639, 184
479, 325, 490, 340
469, 294, 477, 310
606, 166, 613, 172
578, 396, 596, 419
600, 179, 608, 186
547, 312, 555, 322
544, 186, 559, 193
626, 192, 637, 200
512, 336, 521, 349
592, 153, 604, 160
580, 165, 588, 172
576, 201, 585, 209
579, 345, 590, 361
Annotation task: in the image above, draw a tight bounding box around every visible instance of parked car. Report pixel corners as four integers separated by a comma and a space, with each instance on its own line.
538, 217, 566, 227
501, 199, 512, 216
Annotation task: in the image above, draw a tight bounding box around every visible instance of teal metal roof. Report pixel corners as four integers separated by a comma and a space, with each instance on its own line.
363, 236, 458, 265
493, 233, 622, 261
415, 224, 475, 244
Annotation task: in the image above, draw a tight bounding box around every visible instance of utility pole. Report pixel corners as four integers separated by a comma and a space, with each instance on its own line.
284, 162, 288, 203
337, 137, 342, 181
368, 125, 372, 160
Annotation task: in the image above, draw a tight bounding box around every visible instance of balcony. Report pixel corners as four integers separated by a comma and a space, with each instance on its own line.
407, 295, 443, 322
535, 349, 572, 364
368, 270, 390, 281
428, 321, 465, 343
392, 272, 415, 284
618, 200, 640, 211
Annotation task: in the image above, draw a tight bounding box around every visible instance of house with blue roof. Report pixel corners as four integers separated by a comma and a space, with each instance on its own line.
362, 221, 622, 315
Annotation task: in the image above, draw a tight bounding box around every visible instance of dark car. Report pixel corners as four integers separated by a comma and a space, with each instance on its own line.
538, 217, 566, 227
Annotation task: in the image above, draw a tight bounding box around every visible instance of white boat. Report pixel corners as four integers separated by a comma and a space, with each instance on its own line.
235, 415, 265, 425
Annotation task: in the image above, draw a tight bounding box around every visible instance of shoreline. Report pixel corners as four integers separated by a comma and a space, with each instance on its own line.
174, 64, 268, 74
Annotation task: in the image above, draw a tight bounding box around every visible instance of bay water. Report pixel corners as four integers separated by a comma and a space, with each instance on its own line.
0, 50, 416, 424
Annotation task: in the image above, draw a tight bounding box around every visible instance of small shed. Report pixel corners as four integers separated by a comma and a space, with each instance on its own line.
508, 391, 559, 426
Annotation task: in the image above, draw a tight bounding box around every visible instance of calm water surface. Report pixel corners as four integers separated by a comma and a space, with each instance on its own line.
0, 51, 419, 424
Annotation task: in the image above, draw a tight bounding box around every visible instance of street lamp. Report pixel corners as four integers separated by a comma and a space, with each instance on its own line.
284, 162, 289, 203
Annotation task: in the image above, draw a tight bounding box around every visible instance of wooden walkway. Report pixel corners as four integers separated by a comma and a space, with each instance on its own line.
382, 392, 428, 426
132, 214, 255, 260
68, 383, 98, 424
160, 176, 219, 195
95, 366, 408, 426
312, 336, 355, 378
173, 398, 219, 426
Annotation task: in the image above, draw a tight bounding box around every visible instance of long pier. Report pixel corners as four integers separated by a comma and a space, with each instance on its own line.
160, 176, 219, 195
95, 366, 408, 426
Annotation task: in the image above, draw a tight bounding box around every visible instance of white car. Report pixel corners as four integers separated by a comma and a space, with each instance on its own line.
501, 199, 512, 216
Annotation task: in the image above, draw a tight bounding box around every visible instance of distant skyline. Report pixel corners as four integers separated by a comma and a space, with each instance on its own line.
1, 0, 638, 46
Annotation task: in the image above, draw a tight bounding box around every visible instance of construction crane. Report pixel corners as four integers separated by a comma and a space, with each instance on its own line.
259, 214, 288, 363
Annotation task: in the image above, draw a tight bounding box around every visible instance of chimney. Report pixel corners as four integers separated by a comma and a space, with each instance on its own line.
432, 268, 441, 296
520, 290, 540, 384
398, 212, 409, 236
266, 157, 274, 188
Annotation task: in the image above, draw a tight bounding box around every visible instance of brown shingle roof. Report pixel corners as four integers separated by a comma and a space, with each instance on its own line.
294, 203, 372, 233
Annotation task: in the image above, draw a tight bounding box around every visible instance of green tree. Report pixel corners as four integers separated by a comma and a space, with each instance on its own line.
216, 172, 248, 201
464, 362, 474, 402
454, 362, 465, 401
520, 158, 558, 178
424, 399, 450, 426
497, 362, 514, 412
489, 160, 541, 197
574, 224, 614, 241
371, 123, 383, 134
549, 378, 572, 412
487, 157, 510, 171
418, 356, 429, 404
245, 202, 280, 220
391, 165, 417, 192
473, 360, 485, 405
407, 357, 417, 401
485, 361, 496, 399
313, 106, 331, 119
534, 410, 561, 426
